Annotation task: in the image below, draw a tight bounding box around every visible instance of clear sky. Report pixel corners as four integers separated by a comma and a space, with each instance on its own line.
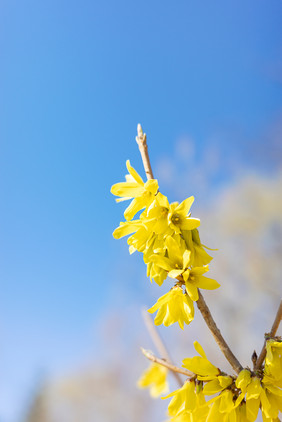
0, 1, 281, 420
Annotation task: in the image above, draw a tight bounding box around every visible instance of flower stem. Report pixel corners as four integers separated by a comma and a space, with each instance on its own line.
254, 299, 282, 371
141, 348, 193, 378
136, 124, 154, 180
197, 291, 243, 374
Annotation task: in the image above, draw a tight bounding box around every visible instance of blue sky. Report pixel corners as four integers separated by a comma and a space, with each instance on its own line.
0, 1, 281, 420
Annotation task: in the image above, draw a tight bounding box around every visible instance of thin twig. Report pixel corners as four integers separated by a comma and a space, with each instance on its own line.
142, 310, 183, 386
136, 123, 243, 375
197, 291, 243, 374
141, 348, 193, 378
254, 299, 282, 371
135, 124, 154, 180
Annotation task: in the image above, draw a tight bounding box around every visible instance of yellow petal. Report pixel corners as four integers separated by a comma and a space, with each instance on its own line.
193, 341, 207, 358
246, 398, 260, 422
195, 276, 220, 290
182, 356, 219, 376
111, 182, 144, 198
180, 217, 201, 230
175, 197, 194, 216
185, 282, 199, 301
235, 369, 252, 391
126, 160, 144, 184
112, 221, 141, 239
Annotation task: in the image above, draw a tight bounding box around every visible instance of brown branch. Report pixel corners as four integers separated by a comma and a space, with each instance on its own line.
142, 310, 183, 387
141, 348, 193, 378
197, 291, 243, 374
254, 299, 282, 371
135, 124, 154, 180
136, 124, 243, 375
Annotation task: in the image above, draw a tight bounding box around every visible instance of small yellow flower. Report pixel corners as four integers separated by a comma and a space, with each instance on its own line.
137, 363, 168, 397
163, 380, 208, 421
148, 286, 194, 329
234, 367, 282, 422
182, 341, 220, 380
184, 265, 220, 301
111, 160, 158, 220
149, 236, 191, 281
235, 369, 252, 392
143, 192, 171, 235
183, 229, 213, 267
168, 197, 200, 234
264, 338, 282, 384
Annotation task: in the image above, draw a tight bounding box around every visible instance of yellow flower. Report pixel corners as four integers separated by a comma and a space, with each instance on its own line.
164, 380, 209, 421
234, 369, 282, 422
148, 286, 194, 329
111, 160, 158, 220
168, 197, 200, 234
264, 339, 282, 385
137, 363, 168, 397
183, 229, 213, 267
184, 265, 220, 301
236, 368, 252, 388
149, 236, 191, 281
182, 341, 220, 379
206, 389, 237, 422
144, 237, 168, 285
127, 226, 153, 253
143, 192, 171, 235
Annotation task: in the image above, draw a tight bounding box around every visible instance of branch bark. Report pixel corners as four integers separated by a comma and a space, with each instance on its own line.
196, 291, 243, 374
136, 124, 154, 180
136, 123, 243, 375
141, 348, 193, 378
254, 299, 282, 371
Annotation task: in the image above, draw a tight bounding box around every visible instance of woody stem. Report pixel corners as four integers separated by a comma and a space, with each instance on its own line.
254, 299, 282, 371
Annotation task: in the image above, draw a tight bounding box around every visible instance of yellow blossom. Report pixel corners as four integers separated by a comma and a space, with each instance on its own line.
144, 237, 168, 285
148, 286, 194, 329
143, 192, 171, 235
234, 368, 282, 422
149, 236, 191, 282
264, 339, 282, 386
111, 160, 158, 220
163, 380, 208, 420
182, 341, 220, 378
168, 197, 200, 234
183, 229, 213, 267
184, 265, 220, 301
137, 363, 168, 397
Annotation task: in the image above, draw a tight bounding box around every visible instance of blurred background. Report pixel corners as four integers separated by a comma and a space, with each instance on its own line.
0, 1, 282, 421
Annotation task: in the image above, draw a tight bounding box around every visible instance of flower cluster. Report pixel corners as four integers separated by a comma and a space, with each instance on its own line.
111, 154, 281, 422
111, 160, 219, 329
159, 338, 282, 421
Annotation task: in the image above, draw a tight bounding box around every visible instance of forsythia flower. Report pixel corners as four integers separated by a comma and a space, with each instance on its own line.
184, 265, 220, 302
148, 286, 194, 329
111, 160, 158, 220
234, 342, 282, 422
164, 380, 209, 421
183, 229, 213, 267
168, 197, 200, 233
149, 236, 191, 281
182, 341, 220, 379
264, 338, 282, 385
137, 363, 168, 397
